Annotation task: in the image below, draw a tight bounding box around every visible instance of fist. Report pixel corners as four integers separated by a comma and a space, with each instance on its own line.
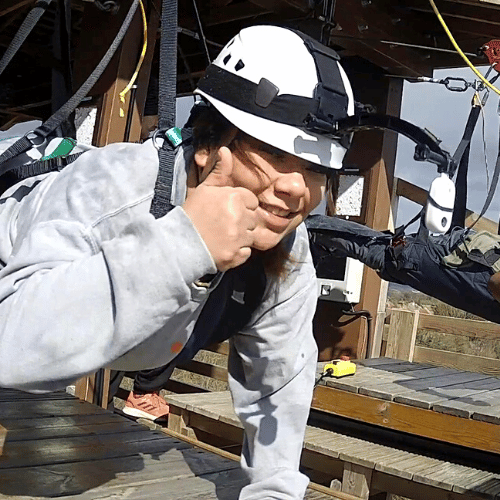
182, 147, 259, 271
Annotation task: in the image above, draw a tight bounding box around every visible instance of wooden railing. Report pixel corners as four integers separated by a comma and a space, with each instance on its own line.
383, 308, 500, 376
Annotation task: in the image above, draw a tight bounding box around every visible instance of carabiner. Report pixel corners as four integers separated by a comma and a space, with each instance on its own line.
442, 77, 470, 92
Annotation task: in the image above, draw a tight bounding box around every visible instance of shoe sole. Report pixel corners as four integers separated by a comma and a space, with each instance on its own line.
122, 406, 168, 421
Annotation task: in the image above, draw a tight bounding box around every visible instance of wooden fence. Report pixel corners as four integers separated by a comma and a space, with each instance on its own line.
383, 308, 500, 376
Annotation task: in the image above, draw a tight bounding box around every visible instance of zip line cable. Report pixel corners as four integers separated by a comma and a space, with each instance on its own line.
428, 0, 500, 96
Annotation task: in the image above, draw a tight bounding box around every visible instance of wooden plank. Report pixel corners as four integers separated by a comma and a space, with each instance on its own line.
0, 429, 192, 469
0, 445, 240, 498
0, 417, 144, 442
163, 427, 359, 500
372, 469, 492, 500
385, 309, 419, 361
205, 341, 230, 356
0, 0, 32, 17
312, 385, 500, 453
413, 346, 500, 377
176, 359, 228, 382
0, 398, 105, 419
418, 313, 500, 341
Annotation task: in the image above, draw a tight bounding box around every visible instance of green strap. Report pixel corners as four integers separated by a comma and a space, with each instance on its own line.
40, 137, 77, 160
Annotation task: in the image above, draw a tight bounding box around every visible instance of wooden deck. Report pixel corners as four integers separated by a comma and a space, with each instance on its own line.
313, 357, 500, 454
165, 357, 500, 500
0, 388, 337, 499
166, 390, 500, 499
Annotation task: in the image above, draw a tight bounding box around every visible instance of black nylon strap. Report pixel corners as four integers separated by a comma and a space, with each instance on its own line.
0, 0, 140, 171
196, 66, 321, 126
150, 0, 178, 219
0, 0, 53, 78
451, 105, 481, 171
451, 143, 470, 229
468, 127, 500, 232
8, 152, 83, 181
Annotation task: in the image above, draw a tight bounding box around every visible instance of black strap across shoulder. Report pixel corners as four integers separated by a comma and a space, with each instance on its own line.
149, 0, 178, 219
0, 0, 140, 174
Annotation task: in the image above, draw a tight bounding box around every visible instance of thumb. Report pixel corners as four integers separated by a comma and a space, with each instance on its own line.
202, 147, 234, 187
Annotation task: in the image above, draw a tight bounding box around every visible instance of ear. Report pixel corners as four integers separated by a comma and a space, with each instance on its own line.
194, 146, 212, 169
194, 146, 221, 183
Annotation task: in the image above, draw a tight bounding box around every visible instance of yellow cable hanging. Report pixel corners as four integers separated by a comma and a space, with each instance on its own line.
119, 0, 148, 117
428, 0, 500, 97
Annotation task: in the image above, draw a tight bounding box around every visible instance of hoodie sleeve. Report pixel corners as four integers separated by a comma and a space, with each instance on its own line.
228, 225, 318, 500
0, 142, 217, 392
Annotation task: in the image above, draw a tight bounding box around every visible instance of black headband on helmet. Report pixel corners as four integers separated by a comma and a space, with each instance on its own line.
196, 29, 350, 132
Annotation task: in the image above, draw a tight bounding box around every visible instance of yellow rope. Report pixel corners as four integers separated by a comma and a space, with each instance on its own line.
119, 0, 148, 117
428, 0, 500, 96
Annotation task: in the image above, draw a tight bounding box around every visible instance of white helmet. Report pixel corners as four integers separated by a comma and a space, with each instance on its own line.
195, 25, 355, 170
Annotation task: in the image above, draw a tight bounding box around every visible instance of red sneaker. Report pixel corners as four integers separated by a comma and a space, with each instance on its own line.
122, 391, 170, 421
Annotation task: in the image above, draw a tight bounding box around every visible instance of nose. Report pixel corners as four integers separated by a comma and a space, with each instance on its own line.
274, 171, 307, 207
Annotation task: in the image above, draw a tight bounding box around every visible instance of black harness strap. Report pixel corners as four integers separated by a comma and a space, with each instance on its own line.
149, 0, 178, 219
0, 0, 54, 78
0, 0, 140, 172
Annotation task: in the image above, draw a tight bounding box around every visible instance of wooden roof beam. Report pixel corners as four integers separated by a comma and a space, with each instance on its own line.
0, 0, 33, 17
180, 2, 272, 28
445, 0, 500, 9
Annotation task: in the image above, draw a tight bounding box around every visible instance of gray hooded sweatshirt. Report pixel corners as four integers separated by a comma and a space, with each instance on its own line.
0, 139, 319, 499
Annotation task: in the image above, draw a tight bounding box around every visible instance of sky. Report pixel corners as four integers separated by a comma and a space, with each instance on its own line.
394, 66, 500, 229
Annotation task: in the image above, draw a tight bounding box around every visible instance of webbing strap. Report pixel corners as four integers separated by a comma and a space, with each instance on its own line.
469, 125, 500, 232
0, 0, 53, 78
149, 0, 178, 219
451, 143, 470, 228
451, 105, 481, 171
8, 152, 83, 182
0, 0, 140, 172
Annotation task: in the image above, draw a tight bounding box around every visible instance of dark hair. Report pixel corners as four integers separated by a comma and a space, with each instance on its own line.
188, 102, 296, 278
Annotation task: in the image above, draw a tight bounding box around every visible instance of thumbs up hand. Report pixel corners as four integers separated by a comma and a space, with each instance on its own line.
182, 147, 259, 272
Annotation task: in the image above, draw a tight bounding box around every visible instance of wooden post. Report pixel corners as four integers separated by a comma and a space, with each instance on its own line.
385, 309, 420, 361
0, 423, 6, 456
342, 463, 372, 500
72, 0, 160, 406
313, 75, 403, 362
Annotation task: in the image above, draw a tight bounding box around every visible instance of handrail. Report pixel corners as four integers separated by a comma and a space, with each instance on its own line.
384, 308, 500, 375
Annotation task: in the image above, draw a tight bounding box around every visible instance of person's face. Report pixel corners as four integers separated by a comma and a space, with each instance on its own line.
195, 134, 327, 251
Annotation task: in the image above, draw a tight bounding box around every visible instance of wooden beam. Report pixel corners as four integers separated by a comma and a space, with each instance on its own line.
332, 0, 436, 76
312, 384, 500, 453
413, 346, 500, 376
418, 313, 500, 341
0, 0, 32, 17
180, 2, 272, 27
445, 0, 500, 9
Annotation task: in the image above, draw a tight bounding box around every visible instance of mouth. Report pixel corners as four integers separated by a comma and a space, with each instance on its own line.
258, 202, 301, 233
260, 202, 296, 219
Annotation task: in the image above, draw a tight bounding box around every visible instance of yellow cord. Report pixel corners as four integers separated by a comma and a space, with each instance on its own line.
119, 0, 148, 117
428, 0, 500, 96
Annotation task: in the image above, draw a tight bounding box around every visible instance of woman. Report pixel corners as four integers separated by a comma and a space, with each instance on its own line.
0, 25, 354, 499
